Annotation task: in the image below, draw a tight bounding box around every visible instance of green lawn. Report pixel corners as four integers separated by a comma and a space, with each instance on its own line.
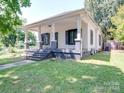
0, 51, 124, 93
82, 51, 124, 73
0, 49, 25, 65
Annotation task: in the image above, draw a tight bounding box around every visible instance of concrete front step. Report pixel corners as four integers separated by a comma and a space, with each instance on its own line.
26, 48, 53, 61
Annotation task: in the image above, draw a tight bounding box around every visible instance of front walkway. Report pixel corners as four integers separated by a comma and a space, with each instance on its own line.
0, 60, 34, 70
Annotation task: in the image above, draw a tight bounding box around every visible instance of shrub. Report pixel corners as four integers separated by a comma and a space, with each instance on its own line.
8, 47, 16, 53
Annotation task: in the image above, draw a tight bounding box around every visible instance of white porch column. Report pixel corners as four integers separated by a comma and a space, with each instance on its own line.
76, 16, 81, 40
24, 28, 29, 50
51, 23, 55, 41
51, 23, 57, 49
75, 16, 82, 59
37, 26, 42, 49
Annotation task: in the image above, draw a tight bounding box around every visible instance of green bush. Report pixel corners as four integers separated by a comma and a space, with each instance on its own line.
8, 47, 16, 53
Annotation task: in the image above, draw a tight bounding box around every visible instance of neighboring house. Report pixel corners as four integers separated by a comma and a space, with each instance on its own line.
23, 9, 103, 60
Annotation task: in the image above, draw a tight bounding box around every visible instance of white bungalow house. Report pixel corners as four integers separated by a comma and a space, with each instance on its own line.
23, 9, 103, 60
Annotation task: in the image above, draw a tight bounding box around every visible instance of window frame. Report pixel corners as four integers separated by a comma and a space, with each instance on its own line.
99, 34, 102, 46
41, 33, 50, 45
65, 29, 77, 45
90, 30, 94, 45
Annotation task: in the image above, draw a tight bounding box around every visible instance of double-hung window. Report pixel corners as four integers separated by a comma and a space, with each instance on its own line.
65, 29, 77, 45
41, 33, 50, 45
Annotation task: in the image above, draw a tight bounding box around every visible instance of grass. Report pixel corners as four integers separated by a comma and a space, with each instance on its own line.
0, 49, 25, 65
81, 51, 124, 73
82, 52, 111, 62
0, 51, 124, 93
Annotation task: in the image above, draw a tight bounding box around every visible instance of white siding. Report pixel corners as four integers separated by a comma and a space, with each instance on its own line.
41, 22, 77, 49
40, 26, 51, 49
81, 21, 88, 50
87, 18, 102, 51
56, 22, 76, 49
39, 15, 102, 51
87, 22, 95, 51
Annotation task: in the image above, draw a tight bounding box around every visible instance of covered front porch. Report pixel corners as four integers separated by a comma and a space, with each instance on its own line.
23, 10, 89, 59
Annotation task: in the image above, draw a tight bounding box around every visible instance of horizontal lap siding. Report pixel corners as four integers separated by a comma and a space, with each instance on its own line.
56, 23, 76, 49
40, 22, 77, 49
40, 26, 51, 49
87, 20, 102, 51
88, 23, 98, 51
82, 22, 88, 50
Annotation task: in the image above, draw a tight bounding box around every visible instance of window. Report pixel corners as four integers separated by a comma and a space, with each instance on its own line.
41, 33, 50, 45
66, 29, 77, 45
90, 30, 93, 45
99, 35, 102, 46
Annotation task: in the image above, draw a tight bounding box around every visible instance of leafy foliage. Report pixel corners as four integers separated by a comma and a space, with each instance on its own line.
17, 29, 36, 46
0, 29, 36, 47
0, 31, 17, 47
0, 0, 31, 48
109, 5, 124, 42
85, 0, 124, 39
0, 0, 30, 34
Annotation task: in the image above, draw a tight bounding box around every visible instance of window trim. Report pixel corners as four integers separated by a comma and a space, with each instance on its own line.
41, 33, 50, 45
65, 29, 77, 45
99, 34, 102, 46
90, 30, 93, 45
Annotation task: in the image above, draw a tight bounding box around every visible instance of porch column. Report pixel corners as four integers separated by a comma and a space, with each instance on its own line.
24, 28, 29, 50
37, 26, 42, 49
75, 16, 81, 60
51, 23, 57, 49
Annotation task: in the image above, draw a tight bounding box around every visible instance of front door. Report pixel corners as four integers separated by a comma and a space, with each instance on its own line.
55, 32, 58, 48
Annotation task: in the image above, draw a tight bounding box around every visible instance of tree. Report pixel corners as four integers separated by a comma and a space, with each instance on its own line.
17, 29, 36, 46
85, 0, 124, 39
28, 32, 36, 46
0, 0, 30, 34
0, 31, 17, 47
0, 29, 36, 48
109, 5, 124, 42
0, 0, 31, 48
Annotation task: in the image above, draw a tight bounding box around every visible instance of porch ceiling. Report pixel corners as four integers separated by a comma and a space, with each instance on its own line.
22, 9, 88, 32
22, 8, 100, 32
25, 16, 78, 32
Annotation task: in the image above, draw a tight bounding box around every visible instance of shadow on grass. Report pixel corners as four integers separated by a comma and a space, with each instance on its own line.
0, 60, 124, 93
0, 57, 25, 65
82, 52, 111, 62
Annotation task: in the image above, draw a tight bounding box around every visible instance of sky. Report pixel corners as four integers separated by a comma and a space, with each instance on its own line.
21, 0, 85, 24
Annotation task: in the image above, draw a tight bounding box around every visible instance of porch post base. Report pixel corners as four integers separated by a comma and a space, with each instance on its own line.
75, 39, 81, 60
75, 54, 81, 60
75, 39, 81, 52
51, 40, 57, 49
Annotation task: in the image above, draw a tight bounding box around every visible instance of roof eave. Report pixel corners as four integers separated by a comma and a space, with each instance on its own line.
24, 8, 85, 29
